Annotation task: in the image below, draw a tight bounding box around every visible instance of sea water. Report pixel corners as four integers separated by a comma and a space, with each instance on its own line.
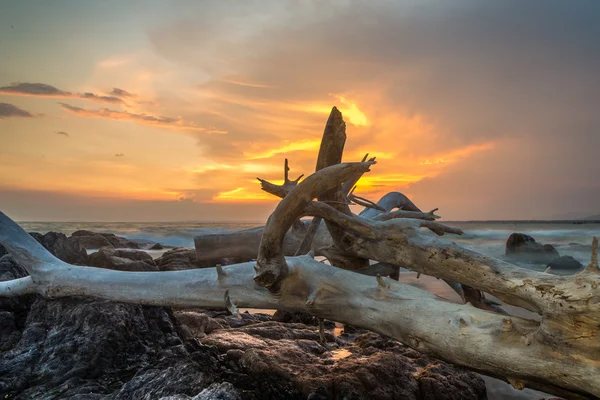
16, 220, 599, 265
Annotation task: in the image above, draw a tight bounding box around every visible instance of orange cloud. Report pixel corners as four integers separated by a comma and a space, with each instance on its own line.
419, 143, 494, 166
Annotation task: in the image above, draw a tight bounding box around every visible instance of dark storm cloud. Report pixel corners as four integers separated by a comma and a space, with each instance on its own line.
0, 102, 34, 118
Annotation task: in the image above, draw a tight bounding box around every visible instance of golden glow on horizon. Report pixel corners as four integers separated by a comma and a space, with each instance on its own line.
0, 50, 499, 213
244, 139, 322, 159
214, 187, 275, 202
297, 96, 369, 127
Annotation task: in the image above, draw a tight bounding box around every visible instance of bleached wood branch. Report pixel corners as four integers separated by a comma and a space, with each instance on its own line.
254, 161, 375, 288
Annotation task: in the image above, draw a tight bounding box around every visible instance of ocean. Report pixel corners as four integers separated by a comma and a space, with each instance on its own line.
16, 220, 600, 267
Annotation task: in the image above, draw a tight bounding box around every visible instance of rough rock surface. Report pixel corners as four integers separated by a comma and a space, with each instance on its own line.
0, 232, 88, 265
88, 247, 158, 271
200, 323, 486, 400
155, 248, 201, 271
69, 230, 141, 250
29, 231, 89, 265
505, 233, 560, 263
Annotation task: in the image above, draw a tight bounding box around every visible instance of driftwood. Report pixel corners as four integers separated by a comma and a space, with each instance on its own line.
1, 107, 599, 399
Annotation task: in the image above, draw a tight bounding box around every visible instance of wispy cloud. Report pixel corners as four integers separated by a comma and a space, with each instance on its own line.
0, 102, 34, 118
54, 131, 69, 137
58, 102, 227, 133
0, 82, 124, 105
109, 88, 134, 98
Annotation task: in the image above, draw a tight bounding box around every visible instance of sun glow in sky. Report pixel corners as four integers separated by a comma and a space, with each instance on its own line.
1, 1, 599, 222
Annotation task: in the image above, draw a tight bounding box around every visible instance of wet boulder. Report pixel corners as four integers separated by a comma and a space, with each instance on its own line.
88, 247, 158, 271
505, 233, 559, 263
156, 248, 200, 271
28, 231, 89, 265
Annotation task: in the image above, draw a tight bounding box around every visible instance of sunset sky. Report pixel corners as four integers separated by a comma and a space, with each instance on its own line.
1, 1, 599, 222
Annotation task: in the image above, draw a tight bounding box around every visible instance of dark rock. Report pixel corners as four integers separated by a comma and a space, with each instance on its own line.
198, 320, 485, 400
28, 231, 88, 264
0, 291, 487, 400
69, 230, 141, 250
273, 310, 319, 325
88, 248, 158, 271
547, 255, 584, 271
0, 254, 27, 281
150, 243, 165, 250
0, 255, 36, 352
0, 297, 220, 399
272, 310, 336, 330
505, 233, 560, 263
190, 382, 242, 400
417, 362, 487, 400
156, 248, 200, 271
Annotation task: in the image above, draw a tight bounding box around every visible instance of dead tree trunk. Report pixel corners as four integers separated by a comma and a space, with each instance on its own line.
1, 107, 599, 399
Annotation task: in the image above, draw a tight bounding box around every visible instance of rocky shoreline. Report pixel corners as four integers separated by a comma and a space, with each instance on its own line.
0, 229, 568, 399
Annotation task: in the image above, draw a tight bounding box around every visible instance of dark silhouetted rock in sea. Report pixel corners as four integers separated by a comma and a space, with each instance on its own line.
150, 242, 165, 250
28, 231, 89, 265
69, 229, 141, 250
547, 255, 584, 271
88, 247, 159, 271
505, 233, 560, 263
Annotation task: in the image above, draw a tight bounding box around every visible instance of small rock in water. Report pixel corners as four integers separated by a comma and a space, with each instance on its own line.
69, 229, 141, 250
547, 255, 584, 271
150, 243, 165, 250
